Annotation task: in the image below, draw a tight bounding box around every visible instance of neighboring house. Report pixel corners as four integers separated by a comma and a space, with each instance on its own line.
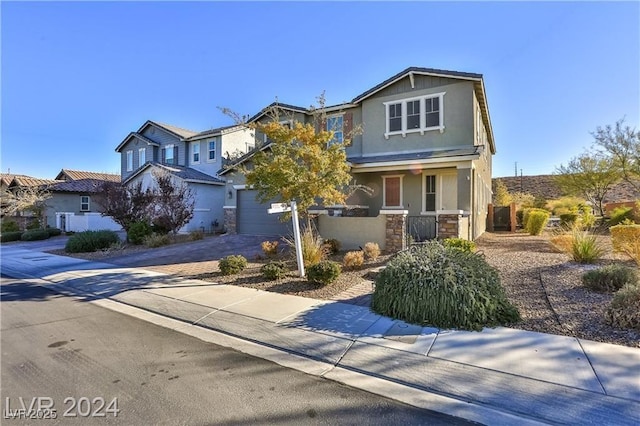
115, 120, 254, 233
46, 169, 121, 231
1, 170, 121, 231
221, 67, 495, 241
2, 174, 61, 228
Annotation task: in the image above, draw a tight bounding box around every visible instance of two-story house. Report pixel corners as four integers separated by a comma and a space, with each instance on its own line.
220, 67, 495, 241
115, 120, 253, 233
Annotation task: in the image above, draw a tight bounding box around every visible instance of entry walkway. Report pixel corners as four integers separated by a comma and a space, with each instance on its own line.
2, 246, 639, 425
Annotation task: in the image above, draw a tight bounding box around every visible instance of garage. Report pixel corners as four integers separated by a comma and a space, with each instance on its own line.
236, 190, 292, 236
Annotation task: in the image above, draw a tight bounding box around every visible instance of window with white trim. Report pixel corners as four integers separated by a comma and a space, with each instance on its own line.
165, 144, 175, 165
208, 140, 216, 161
138, 147, 146, 166
382, 175, 403, 208
424, 175, 436, 212
126, 150, 133, 172
326, 115, 344, 145
384, 92, 445, 138
192, 143, 200, 163
80, 196, 90, 212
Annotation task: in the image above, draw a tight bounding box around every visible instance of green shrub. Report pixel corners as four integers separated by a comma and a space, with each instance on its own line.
26, 219, 41, 230
570, 230, 604, 264
143, 233, 170, 248
65, 230, 120, 253
21, 229, 50, 241
307, 260, 341, 285
443, 238, 476, 253
189, 230, 204, 241
343, 250, 364, 268
526, 210, 550, 235
605, 282, 640, 331
372, 241, 520, 331
219, 255, 248, 275
522, 208, 549, 231
150, 222, 171, 235
1, 231, 23, 243
323, 238, 341, 255
46, 227, 62, 237
1, 220, 20, 232
128, 221, 152, 245
609, 207, 635, 226
559, 213, 579, 228
261, 261, 288, 280
582, 265, 638, 293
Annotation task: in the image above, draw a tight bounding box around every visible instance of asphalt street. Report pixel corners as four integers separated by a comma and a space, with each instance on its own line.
1, 277, 476, 425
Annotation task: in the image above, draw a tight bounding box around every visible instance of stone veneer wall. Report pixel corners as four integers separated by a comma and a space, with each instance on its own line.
385, 213, 407, 253
438, 214, 462, 239
223, 208, 236, 234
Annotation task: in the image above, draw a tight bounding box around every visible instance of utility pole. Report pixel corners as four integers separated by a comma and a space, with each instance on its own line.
520, 169, 523, 191
514, 162, 518, 177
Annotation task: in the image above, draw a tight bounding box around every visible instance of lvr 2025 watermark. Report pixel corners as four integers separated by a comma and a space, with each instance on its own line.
3, 397, 119, 420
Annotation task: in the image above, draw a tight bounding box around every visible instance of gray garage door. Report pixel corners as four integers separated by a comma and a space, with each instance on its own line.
237, 190, 292, 236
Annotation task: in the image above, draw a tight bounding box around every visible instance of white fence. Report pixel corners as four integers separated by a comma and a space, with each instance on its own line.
56, 212, 123, 233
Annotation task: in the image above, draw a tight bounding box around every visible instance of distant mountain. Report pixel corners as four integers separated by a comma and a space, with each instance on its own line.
492, 174, 639, 204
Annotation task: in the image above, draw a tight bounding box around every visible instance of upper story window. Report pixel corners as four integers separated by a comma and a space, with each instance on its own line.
80, 196, 90, 212
326, 115, 344, 146
208, 140, 216, 161
383, 92, 445, 138
126, 150, 133, 172
138, 148, 146, 166
192, 143, 200, 164
164, 144, 175, 165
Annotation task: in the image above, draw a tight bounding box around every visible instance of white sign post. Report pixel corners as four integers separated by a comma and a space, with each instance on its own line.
267, 201, 305, 277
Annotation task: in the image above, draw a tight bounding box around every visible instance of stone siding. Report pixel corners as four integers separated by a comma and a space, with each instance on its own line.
385, 213, 406, 253
223, 208, 237, 234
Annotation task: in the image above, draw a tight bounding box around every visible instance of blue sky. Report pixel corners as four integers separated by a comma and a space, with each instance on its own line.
2, 1, 638, 179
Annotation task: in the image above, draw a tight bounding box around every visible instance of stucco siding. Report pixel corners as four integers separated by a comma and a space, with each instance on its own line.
318, 215, 386, 250
45, 193, 101, 228
373, 74, 464, 99
188, 137, 220, 176
360, 81, 475, 156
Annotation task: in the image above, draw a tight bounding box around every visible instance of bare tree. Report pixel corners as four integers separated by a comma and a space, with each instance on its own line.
94, 181, 155, 234
149, 170, 195, 234
1, 185, 51, 228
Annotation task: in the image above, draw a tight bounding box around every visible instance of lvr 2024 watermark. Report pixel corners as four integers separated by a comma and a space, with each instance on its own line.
3, 397, 119, 420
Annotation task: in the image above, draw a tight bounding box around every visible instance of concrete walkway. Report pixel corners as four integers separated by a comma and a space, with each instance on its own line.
2, 246, 639, 425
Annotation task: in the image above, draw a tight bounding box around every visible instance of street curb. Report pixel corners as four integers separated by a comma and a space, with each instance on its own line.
2, 271, 550, 425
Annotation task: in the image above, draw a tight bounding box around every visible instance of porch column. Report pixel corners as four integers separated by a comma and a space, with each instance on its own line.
382, 210, 408, 253
223, 206, 237, 234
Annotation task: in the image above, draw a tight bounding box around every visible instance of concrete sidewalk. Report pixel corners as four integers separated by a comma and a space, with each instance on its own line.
2, 246, 639, 425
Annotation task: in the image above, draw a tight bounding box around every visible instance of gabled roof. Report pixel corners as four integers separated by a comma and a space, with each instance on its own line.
123, 162, 225, 186
115, 131, 160, 152
56, 169, 120, 182
350, 66, 495, 154
217, 142, 273, 176
246, 102, 309, 124
9, 176, 61, 188
348, 146, 482, 166
48, 178, 111, 193
185, 124, 246, 141
142, 120, 199, 139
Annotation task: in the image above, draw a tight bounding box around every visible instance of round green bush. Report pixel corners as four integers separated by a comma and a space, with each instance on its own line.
582, 265, 638, 293
1, 231, 23, 243
21, 229, 50, 241
605, 282, 640, 331
65, 230, 120, 253
1, 220, 20, 232
261, 261, 288, 280
46, 227, 62, 237
522, 208, 549, 231
26, 219, 41, 230
306, 260, 341, 285
219, 255, 248, 275
559, 213, 578, 228
443, 238, 476, 253
372, 242, 520, 331
128, 221, 152, 245
527, 210, 550, 235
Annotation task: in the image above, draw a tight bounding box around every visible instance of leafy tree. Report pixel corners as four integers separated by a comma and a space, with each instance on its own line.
494, 179, 512, 206
94, 181, 155, 236
1, 185, 51, 229
149, 170, 195, 234
592, 119, 640, 191
554, 151, 621, 216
